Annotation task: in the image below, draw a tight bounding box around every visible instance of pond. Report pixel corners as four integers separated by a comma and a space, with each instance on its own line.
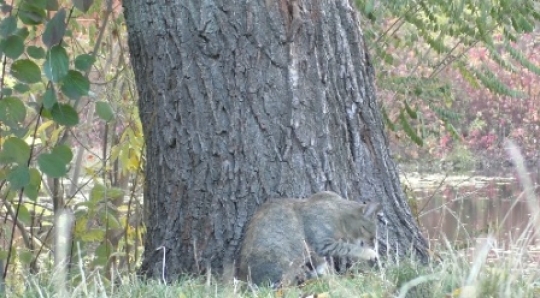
403, 172, 540, 264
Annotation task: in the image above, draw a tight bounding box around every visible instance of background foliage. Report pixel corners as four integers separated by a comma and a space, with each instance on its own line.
356, 0, 540, 171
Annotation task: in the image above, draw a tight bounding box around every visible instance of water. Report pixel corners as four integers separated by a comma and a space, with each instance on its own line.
404, 173, 540, 251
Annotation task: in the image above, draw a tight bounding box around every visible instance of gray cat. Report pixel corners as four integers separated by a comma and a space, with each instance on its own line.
237, 191, 381, 287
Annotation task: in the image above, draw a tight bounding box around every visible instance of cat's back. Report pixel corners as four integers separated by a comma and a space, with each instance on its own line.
296, 191, 365, 217
242, 198, 302, 245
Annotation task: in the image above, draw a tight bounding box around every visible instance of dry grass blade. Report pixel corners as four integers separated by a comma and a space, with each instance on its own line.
504, 140, 540, 245
53, 209, 74, 297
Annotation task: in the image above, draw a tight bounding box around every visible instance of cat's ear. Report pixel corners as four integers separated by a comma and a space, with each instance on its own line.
362, 202, 382, 219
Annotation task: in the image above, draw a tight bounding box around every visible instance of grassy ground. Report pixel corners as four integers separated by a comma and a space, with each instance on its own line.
8, 247, 540, 298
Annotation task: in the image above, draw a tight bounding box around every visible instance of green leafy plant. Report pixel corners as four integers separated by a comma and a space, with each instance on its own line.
0, 0, 144, 288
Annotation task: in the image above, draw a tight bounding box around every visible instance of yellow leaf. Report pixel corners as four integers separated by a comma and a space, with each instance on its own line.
128, 149, 139, 170
73, 217, 88, 235
110, 144, 121, 161
50, 126, 64, 144
80, 229, 105, 242
36, 120, 54, 134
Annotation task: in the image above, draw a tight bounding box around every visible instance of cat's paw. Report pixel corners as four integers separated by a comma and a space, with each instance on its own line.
360, 248, 378, 261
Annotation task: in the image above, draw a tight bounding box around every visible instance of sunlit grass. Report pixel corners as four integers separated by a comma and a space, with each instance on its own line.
8, 244, 540, 298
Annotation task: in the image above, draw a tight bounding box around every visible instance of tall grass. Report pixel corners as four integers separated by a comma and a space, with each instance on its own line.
5, 141, 540, 297
10, 251, 539, 298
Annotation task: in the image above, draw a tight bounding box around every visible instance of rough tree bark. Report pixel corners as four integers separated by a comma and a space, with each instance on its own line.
123, 0, 429, 279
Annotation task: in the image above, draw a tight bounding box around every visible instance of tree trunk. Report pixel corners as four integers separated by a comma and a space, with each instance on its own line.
123, 0, 429, 279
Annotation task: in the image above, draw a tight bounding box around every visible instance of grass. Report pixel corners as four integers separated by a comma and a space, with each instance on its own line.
6, 246, 540, 298
5, 140, 540, 297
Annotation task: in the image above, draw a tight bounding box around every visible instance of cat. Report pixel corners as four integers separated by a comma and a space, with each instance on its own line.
237, 191, 381, 287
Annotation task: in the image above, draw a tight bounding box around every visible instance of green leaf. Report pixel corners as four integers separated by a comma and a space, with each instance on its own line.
431, 105, 461, 122
24, 168, 42, 201
43, 86, 57, 109
73, 0, 94, 13
96, 101, 114, 122
51, 103, 79, 126
29, 167, 42, 187
399, 110, 423, 146
1, 87, 12, 97
0, 137, 30, 165
515, 14, 533, 33
475, 68, 523, 97
0, 96, 26, 124
90, 184, 106, 202
13, 83, 30, 93
7, 165, 30, 189
404, 101, 417, 120
44, 45, 69, 82
107, 187, 124, 200
14, 204, 32, 225
506, 43, 540, 76
365, 0, 374, 15
42, 8, 66, 48
11, 126, 29, 139
14, 27, 29, 40
41, 108, 52, 120
74, 54, 95, 71
27, 45, 46, 59
24, 186, 39, 201
19, 2, 46, 25
457, 63, 480, 89
425, 35, 447, 54
418, 112, 426, 139
0, 15, 17, 37
38, 151, 68, 178
80, 228, 105, 242
17, 249, 33, 264
1, 35, 24, 59
101, 212, 121, 229
93, 242, 112, 266
28, 0, 48, 9
52, 144, 73, 164
446, 122, 461, 142
10, 59, 41, 84
60, 70, 89, 99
